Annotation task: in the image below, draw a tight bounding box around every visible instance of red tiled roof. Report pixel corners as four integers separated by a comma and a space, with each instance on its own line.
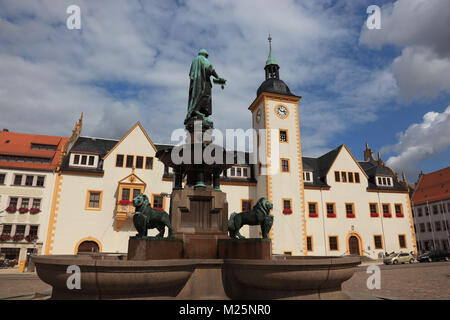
0, 130, 69, 171
412, 166, 450, 205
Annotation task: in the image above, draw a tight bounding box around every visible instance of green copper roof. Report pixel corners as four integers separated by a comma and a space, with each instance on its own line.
265, 48, 278, 66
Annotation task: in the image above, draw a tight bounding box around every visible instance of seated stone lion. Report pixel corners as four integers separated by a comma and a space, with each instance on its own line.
228, 197, 274, 239
132, 194, 174, 238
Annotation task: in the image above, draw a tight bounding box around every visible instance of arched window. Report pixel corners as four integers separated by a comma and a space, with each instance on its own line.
77, 241, 99, 253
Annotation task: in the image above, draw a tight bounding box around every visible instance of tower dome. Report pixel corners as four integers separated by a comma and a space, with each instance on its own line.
256, 35, 294, 97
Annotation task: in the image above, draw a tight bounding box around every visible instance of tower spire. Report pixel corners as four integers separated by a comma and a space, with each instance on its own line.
265, 34, 279, 80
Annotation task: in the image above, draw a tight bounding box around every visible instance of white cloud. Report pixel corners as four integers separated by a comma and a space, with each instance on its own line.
359, 0, 450, 101
384, 105, 450, 179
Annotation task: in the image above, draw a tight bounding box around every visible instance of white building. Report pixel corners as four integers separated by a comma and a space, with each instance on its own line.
411, 167, 450, 253
44, 46, 416, 258
0, 128, 69, 265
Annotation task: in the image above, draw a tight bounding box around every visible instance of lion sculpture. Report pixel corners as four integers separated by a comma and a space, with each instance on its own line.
228, 197, 274, 239
132, 194, 174, 238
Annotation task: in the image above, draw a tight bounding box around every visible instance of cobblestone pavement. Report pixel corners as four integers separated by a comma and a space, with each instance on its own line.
0, 272, 51, 299
342, 261, 450, 300
0, 261, 449, 300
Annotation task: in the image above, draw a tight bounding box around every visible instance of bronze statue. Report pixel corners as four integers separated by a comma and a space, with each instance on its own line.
228, 198, 274, 239
132, 194, 174, 238
185, 49, 226, 124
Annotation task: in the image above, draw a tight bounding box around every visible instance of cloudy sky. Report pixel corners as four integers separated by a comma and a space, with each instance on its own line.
0, 0, 449, 182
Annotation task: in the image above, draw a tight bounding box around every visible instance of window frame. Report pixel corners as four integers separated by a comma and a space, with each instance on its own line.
306, 235, 313, 252
373, 235, 384, 250
116, 154, 124, 167
328, 235, 339, 251
125, 155, 134, 168
279, 129, 288, 143
326, 202, 336, 218
382, 203, 392, 218
241, 199, 252, 212
152, 194, 165, 210
334, 171, 340, 182
282, 198, 293, 214
85, 190, 103, 211
394, 203, 404, 217
135, 156, 144, 169
145, 157, 154, 170
280, 158, 290, 173
345, 202, 355, 218
308, 202, 318, 218
369, 203, 379, 217
398, 234, 407, 249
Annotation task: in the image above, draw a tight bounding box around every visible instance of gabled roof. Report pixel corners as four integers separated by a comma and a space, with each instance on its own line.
103, 122, 157, 160
0, 130, 69, 171
412, 166, 450, 205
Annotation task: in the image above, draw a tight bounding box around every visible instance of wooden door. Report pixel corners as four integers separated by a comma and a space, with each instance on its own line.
349, 236, 360, 255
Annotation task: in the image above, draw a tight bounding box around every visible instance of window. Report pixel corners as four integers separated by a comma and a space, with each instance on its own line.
307, 236, 313, 252
145, 157, 153, 169
33, 176, 44, 187
382, 204, 391, 217
418, 208, 423, 216
121, 188, 130, 200
435, 221, 441, 231
308, 202, 318, 217
335, 171, 340, 182
348, 172, 354, 183
116, 154, 124, 167
283, 199, 292, 214
88, 156, 95, 166
13, 175, 22, 186
243, 168, 248, 177
281, 159, 290, 172
419, 223, 425, 232
427, 222, 431, 232
30, 143, 57, 151
341, 172, 347, 183
135, 156, 144, 169
241, 200, 252, 212
354, 172, 360, 183
374, 235, 383, 249
398, 235, 406, 249
425, 207, 429, 216
0, 173, 5, 184
329, 236, 339, 251
230, 167, 235, 176
377, 176, 393, 187
81, 155, 87, 165
345, 203, 355, 218
73, 154, 80, 165
326, 203, 336, 218
29, 226, 38, 236
86, 191, 102, 210
25, 175, 34, 186
303, 171, 313, 183
279, 130, 288, 142
126, 155, 134, 168
15, 225, 26, 235
153, 195, 164, 209
9, 197, 18, 207
32, 199, 41, 209
369, 203, 379, 217
132, 189, 141, 200
2, 224, 12, 235
21, 198, 29, 208
237, 167, 242, 176
395, 204, 404, 217
432, 205, 438, 215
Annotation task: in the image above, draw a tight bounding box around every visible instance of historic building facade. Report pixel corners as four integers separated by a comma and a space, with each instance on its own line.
0, 129, 69, 265
411, 167, 450, 253
2, 46, 417, 260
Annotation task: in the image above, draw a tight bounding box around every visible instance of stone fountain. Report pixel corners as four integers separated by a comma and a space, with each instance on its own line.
32, 49, 360, 300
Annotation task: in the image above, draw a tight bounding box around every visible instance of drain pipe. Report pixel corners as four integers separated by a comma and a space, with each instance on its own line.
320, 189, 328, 256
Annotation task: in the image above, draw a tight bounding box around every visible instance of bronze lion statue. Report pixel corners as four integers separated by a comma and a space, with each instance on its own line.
228, 197, 274, 239
132, 194, 174, 238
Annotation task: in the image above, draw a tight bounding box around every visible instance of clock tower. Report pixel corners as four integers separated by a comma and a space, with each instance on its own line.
248, 36, 306, 255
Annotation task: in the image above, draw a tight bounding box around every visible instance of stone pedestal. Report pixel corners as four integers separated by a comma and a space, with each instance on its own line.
217, 239, 272, 260
127, 237, 183, 261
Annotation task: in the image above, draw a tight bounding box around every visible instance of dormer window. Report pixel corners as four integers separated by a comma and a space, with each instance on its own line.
303, 171, 313, 183
228, 166, 249, 178
376, 176, 393, 187
70, 153, 98, 168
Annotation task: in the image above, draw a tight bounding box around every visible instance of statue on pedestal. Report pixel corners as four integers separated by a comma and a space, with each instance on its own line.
132, 194, 174, 238
185, 49, 226, 126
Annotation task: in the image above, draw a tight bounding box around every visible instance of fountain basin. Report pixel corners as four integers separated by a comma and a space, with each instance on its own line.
32, 254, 360, 300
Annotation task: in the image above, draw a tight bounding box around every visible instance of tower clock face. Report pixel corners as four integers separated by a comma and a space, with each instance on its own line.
275, 105, 289, 118
256, 109, 262, 123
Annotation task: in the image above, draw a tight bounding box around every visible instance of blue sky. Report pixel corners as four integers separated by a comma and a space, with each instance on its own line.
0, 0, 449, 183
